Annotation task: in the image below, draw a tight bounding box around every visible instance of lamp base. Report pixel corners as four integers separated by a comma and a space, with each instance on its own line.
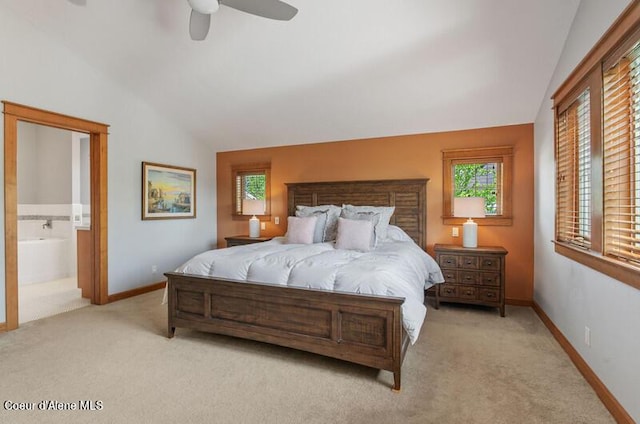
462, 220, 478, 248
249, 216, 260, 238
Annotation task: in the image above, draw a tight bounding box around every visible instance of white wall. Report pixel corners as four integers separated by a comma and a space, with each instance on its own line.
18, 123, 73, 204
80, 137, 90, 207
534, 0, 640, 421
16, 121, 38, 204
0, 5, 217, 321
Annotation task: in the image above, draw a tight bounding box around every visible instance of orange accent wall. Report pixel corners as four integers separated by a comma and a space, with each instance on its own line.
217, 123, 534, 302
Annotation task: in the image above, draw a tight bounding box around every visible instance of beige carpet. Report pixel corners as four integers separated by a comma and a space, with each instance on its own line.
0, 290, 614, 424
19, 277, 90, 324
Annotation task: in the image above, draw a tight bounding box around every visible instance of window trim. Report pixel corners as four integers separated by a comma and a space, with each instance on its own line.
231, 162, 271, 220
552, 1, 640, 290
442, 146, 513, 226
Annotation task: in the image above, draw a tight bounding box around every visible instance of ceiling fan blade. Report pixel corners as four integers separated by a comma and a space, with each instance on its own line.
189, 9, 211, 41
220, 0, 298, 21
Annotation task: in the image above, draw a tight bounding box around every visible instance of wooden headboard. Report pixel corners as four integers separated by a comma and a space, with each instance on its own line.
286, 179, 428, 248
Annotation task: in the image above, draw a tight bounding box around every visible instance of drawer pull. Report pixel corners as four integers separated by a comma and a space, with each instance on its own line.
465, 275, 472, 280
466, 290, 473, 295
486, 293, 494, 298
445, 289, 453, 294
486, 261, 492, 266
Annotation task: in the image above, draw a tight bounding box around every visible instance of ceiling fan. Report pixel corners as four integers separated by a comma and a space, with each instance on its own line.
187, 0, 298, 41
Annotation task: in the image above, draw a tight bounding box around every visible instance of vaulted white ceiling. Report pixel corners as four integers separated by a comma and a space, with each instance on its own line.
3, 0, 580, 151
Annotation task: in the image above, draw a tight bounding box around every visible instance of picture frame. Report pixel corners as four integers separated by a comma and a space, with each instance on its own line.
142, 162, 196, 220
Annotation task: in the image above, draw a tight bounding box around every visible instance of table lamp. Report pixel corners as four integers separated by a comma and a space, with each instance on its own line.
242, 199, 265, 238
453, 197, 486, 248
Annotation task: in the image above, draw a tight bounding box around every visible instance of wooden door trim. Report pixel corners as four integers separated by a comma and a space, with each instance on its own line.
3, 101, 109, 331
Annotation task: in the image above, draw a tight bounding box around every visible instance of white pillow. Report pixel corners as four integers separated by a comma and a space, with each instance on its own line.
295, 209, 328, 243
286, 216, 318, 244
296, 205, 341, 241
334, 217, 375, 252
385, 225, 413, 242
342, 205, 395, 245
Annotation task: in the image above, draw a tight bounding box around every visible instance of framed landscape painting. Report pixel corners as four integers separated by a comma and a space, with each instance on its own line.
142, 162, 196, 220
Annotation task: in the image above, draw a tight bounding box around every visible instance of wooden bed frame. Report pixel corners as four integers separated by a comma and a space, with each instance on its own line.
166, 179, 428, 391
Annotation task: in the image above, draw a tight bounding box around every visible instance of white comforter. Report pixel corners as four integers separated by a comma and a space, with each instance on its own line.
175, 236, 444, 344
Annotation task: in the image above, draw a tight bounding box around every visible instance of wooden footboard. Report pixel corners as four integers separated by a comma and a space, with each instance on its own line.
166, 272, 410, 391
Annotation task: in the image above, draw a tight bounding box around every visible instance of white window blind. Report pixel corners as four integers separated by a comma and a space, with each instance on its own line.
235, 174, 243, 215
234, 171, 267, 215
556, 88, 592, 249
603, 43, 640, 265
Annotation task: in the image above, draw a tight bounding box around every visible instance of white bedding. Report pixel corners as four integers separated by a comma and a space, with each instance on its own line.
174, 228, 444, 344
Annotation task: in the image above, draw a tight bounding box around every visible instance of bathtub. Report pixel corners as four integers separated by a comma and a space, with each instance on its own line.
18, 237, 71, 285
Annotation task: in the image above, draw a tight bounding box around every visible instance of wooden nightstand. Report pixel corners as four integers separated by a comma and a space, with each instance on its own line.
434, 244, 508, 316
225, 235, 274, 248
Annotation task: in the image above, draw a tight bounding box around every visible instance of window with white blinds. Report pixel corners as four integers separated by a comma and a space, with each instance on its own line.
231, 163, 271, 218
234, 172, 266, 215
556, 89, 591, 249
603, 43, 640, 265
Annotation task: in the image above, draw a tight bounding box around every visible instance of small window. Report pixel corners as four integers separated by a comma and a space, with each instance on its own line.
453, 162, 501, 215
442, 146, 513, 225
232, 163, 271, 219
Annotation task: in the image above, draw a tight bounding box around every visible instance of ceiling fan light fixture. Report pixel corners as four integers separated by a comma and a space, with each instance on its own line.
188, 0, 219, 15
187, 0, 297, 41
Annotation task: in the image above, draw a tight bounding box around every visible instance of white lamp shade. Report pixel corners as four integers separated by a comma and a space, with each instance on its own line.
242, 199, 265, 216
453, 197, 486, 218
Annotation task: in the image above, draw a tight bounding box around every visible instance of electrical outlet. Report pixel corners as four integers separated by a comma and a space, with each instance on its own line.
260, 222, 266, 230
452, 227, 459, 237
151, 265, 157, 274
274, 216, 280, 225
584, 326, 591, 347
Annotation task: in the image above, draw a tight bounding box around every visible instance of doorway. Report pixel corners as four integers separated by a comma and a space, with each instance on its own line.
17, 123, 91, 323
3, 101, 109, 331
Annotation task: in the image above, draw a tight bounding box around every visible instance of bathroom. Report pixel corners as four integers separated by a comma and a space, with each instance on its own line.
17, 121, 91, 323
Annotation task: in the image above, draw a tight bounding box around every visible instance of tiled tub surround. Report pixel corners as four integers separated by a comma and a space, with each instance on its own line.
17, 204, 88, 285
